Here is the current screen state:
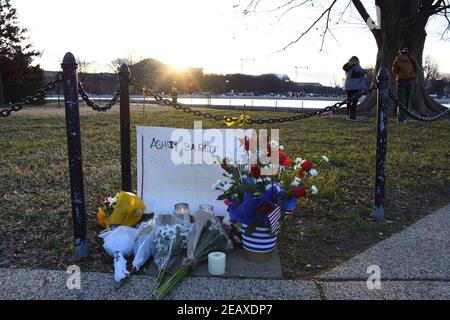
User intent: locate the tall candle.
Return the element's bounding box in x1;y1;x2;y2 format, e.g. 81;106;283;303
208;252;226;276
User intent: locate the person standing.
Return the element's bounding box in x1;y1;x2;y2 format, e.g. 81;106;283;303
343;56;368;121
392;47;418;124
171;86;178;104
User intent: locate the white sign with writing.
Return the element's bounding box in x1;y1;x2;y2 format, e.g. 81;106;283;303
137;126;245;216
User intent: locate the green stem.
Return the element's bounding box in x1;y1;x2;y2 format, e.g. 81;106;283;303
152;268;167;295
153;262;192;300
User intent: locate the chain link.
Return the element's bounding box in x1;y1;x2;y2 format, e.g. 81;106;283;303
78;81;120;112
387;89;449;122
0;72;63;117
130;77;375;125
247;87;374;124
130;78;224;121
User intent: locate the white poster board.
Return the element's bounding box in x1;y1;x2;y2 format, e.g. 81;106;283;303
137;126;247;217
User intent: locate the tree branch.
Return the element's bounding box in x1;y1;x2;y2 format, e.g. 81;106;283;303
278;0;338;52
351;0;382;45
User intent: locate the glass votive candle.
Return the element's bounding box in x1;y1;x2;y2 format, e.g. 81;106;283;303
174;203;190;226
156;212;174;226
198;204;214;215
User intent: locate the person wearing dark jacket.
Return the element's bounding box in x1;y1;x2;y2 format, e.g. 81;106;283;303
343;56;368;121
392;47;418;124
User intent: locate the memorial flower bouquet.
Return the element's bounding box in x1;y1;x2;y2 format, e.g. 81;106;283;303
213;135;320;235
152;210;232;300
151;224;184;295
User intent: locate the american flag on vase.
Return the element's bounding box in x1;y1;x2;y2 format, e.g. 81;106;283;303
268;205;281;234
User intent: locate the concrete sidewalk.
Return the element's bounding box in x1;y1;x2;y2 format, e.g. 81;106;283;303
0;204;449;300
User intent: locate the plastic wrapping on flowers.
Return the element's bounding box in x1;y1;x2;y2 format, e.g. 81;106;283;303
152;213;233;300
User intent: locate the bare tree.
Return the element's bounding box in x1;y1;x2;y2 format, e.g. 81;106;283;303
109;56;136;74
423;55;439;87
241;0;450;115
76;58;95;82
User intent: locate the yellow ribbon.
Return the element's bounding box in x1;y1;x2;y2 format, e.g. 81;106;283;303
224;114;251;127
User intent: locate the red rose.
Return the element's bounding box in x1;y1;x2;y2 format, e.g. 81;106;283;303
297;170;305;179
293;187;307;198
224;199;233;206
301;159;314;172
257;203;272;214
250;164;261;178
279;151;292;167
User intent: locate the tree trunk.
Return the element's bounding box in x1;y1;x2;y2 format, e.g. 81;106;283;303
358;0;447;115
0;66;4;105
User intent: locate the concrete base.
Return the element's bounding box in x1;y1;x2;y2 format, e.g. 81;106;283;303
144;247;283;279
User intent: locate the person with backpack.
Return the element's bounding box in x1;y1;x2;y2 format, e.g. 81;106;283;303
392;47;418;124
343;56;368;121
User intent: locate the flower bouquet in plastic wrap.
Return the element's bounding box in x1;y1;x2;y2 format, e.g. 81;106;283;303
151;222;185;295
152;209;232;300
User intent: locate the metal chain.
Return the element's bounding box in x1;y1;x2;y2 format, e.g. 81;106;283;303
387;89;449;122
78;81;120;112
247;87;375;125
0;72;63;117
130;77;376;125
130;78;225;122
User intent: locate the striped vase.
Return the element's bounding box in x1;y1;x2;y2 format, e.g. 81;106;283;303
241;224;277;262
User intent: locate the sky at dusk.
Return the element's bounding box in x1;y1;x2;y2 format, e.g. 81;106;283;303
11;0;450;86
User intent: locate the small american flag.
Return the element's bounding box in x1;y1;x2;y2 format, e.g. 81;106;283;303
268;205;281;234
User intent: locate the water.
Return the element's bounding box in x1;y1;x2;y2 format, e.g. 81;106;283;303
46;95;450;111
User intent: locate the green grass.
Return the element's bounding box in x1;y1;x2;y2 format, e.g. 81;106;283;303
0;103;449;278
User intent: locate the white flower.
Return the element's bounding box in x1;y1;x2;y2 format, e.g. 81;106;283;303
294;164;301;171
291;180;300;187
270;140;279;149
224;172;233;179
309;169;318;177
322;155;330;162
295;157;303;164
212;179;222;190
279;145;285;150
311;185;319;195
107;197;117;206
222;183;232;192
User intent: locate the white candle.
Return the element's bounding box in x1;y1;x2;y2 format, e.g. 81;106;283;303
208;252;226;276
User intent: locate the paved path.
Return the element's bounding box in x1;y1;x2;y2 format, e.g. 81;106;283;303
1;205;449;300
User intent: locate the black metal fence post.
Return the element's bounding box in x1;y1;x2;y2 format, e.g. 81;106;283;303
61;52;89;259
374;67;390;223
119;64;132;192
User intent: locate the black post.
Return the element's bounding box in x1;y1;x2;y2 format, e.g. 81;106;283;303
374;67;390;222
119;64;132;192
61;52;88;259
